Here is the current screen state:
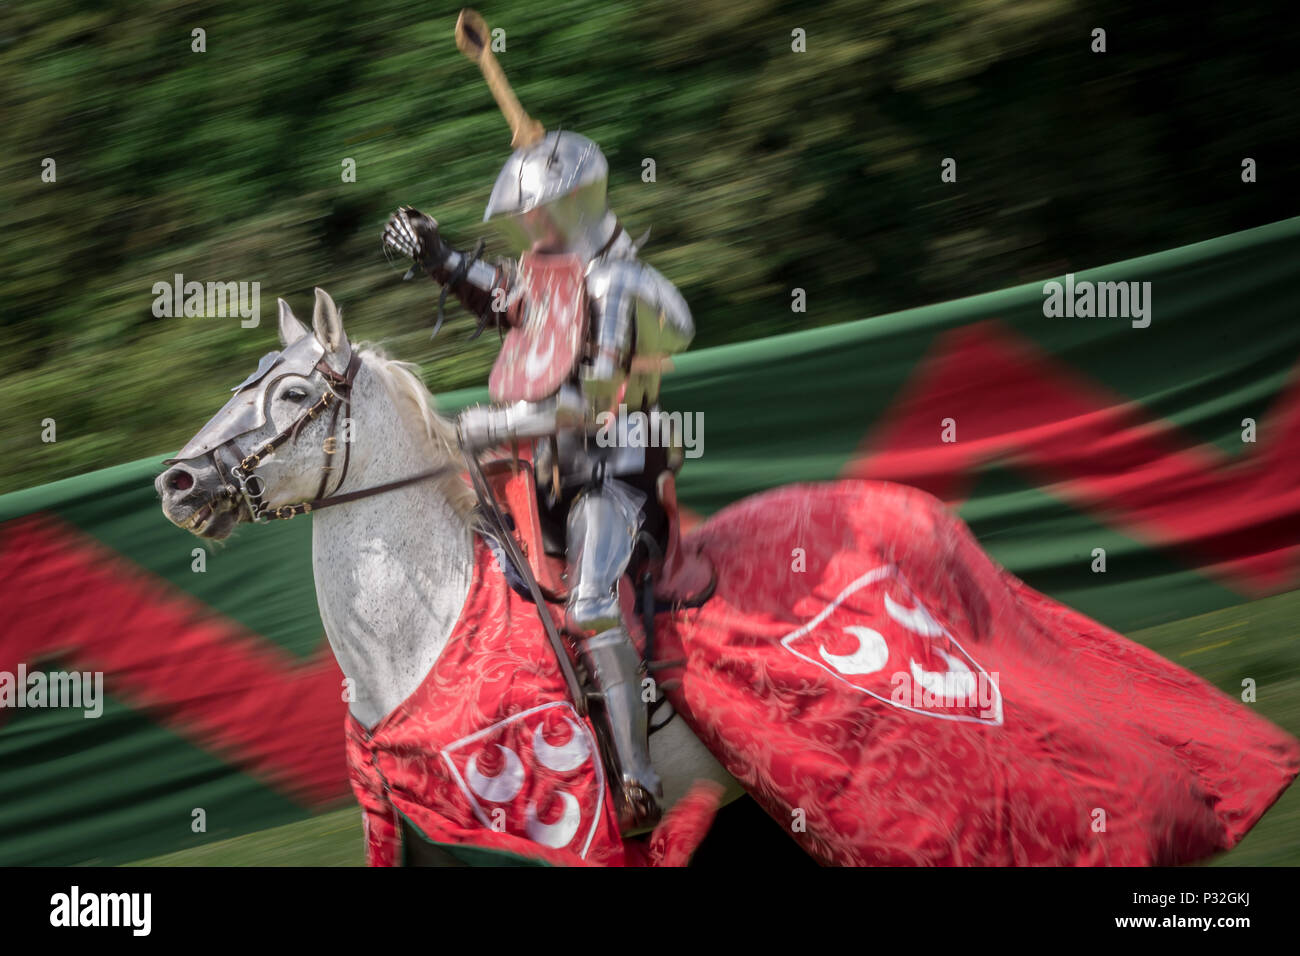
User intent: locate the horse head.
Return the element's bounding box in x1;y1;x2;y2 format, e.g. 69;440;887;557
157;287;356;538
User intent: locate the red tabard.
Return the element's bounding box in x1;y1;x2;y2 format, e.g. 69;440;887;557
488;252;588;404
346;539;718;867
349;539;616;866
655;480;1300;865
349;479;1299;866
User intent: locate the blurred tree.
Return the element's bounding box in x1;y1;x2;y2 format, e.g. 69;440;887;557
1;0;1297;491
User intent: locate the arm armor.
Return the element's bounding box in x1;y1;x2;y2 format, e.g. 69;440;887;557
427;249;524;326
457;385;585;450
385;207;524;325
584;258;694;410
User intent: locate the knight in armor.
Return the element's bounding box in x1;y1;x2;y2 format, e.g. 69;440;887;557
381;127;694;831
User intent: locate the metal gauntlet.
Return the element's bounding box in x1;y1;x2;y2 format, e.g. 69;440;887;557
383;206;450;271
384;206;511;322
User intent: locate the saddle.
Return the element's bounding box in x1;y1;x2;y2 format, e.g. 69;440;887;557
479;453;716;611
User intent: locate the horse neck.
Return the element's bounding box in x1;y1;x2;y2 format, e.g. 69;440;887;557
309;359;475;729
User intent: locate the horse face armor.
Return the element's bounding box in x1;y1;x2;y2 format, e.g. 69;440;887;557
166;334;329;465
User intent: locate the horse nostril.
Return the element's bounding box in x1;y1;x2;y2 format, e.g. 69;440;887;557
168;470;194;492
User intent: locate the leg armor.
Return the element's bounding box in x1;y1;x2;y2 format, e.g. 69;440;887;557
564;479;662;832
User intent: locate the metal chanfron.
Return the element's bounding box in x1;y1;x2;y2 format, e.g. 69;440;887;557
166;335;328;465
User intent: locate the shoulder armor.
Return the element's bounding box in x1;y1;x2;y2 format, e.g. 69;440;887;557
587;258;694;357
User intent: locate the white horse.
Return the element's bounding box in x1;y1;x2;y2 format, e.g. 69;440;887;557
156;288;744;822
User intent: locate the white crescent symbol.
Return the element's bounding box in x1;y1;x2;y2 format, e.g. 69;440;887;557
533;719;590;772
909;650;978;699
885;592;946;636
466;745;525;803
525;791;581;848
819;625;890;675
524;333;556;378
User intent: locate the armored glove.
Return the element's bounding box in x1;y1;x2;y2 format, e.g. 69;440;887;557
383;206;450;273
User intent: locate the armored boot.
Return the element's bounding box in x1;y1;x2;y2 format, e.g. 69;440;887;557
564;481;662;832
576;627;661;832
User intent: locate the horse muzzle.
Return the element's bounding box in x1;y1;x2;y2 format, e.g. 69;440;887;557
156;457;245;539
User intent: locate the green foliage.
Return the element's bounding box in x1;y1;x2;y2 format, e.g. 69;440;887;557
2;0;1296;492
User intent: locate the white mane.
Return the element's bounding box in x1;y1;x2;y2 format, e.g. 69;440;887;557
356;345;478;520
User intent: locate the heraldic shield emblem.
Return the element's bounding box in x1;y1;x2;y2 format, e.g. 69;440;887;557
489;252;588;403
440;701;607;858
781;564;1004;725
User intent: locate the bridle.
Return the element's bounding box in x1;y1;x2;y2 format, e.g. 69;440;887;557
198;346;588;713
219;351;458;522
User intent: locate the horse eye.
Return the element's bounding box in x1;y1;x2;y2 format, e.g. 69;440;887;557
283;386;309;403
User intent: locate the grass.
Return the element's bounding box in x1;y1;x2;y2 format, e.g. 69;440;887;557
127;590;1300;866
1124;588;1300;867
126;806;365;867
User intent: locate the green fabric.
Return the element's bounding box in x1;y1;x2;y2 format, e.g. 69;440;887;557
2;216;1298;864
0;691;308;866
396;809;551;868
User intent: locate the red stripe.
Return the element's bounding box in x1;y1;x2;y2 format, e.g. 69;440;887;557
0;514;348;804
848;321;1300;593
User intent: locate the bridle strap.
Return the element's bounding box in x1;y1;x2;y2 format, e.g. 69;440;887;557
313;392;347;503
227;350;460;522
265;463;463;520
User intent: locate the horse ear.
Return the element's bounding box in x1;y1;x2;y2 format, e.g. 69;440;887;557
312;287;350;365
278;298;308;347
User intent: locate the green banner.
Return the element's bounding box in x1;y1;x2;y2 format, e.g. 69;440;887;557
2;216;1298;864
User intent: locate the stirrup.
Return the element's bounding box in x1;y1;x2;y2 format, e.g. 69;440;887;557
612;779;662;833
